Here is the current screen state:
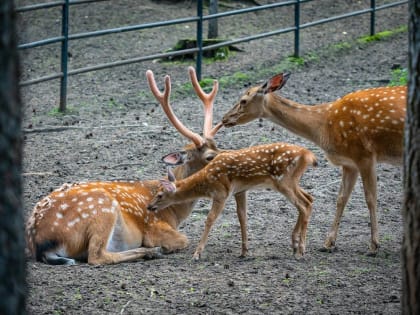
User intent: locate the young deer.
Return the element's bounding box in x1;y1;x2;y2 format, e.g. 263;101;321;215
26;67;223;265
222;73;406;255
148;143;317;260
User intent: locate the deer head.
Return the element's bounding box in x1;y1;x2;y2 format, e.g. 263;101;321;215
222;72;290;127
146;66;224;178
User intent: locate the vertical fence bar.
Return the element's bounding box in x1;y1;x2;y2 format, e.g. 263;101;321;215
196;0;203;81
370;0;376;35
294;0;300;57
59;0;69;112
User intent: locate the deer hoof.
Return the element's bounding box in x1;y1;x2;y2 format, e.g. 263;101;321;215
318;245;338;253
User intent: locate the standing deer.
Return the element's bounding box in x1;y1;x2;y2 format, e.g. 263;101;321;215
26;66;223;265
147;143;317;260
222;73;406;255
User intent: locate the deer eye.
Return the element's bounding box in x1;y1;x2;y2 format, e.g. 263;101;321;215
240;99;247;106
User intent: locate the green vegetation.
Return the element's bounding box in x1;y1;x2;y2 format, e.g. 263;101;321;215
389;67;408;86
357;25;407;43
332;41;352;50
48;106;78;116
286;56;305;66
107;97;124;109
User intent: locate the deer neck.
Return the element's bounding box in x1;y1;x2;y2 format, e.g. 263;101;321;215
173;172;210;203
262;93;326;146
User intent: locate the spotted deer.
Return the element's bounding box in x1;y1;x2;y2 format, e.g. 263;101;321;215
222;73;406;255
26;66;224;265
148;143;317;260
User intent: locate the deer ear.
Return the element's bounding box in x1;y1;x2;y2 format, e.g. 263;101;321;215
159;179;176;193
161;151;187;166
262;72;291;94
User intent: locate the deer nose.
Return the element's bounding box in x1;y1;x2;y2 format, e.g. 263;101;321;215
147;204;157;211
222;117;235;127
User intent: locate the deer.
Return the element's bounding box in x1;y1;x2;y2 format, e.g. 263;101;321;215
25;66;224;265
147;142;317;260
221;72;406;256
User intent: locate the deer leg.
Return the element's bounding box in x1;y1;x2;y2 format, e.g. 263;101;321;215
144;223;189;254
234;191;248;257
88;246;163;265
275;183;302;255
322;166;359;252
275;183;313;258
87;222;162;265
86;211;162;265
193;197;227;260
295;188;314;257
359;159;379;256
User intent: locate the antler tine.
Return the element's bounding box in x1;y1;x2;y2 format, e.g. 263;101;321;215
146;70;205;147
188;66;219;139
208;121;223;138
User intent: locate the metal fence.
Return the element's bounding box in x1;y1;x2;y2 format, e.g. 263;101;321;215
17;0;408;112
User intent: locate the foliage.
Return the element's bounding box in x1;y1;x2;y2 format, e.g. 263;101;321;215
357;25;407;43
389;67;408;86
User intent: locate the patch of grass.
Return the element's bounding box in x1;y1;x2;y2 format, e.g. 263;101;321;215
212;46;230;61
198;77;217;93
191;212;207;222
259;136;270;143
282;278;291;285
219;71;252;87
382;234;393;242
107;97;124;109
358;30;393;43
309;267;329;277
48;106;78;116
389;67;408;86
286;56;305;66
357;25;407;43
332;41;352;50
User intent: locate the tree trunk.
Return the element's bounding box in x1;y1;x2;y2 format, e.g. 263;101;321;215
0;1;27;314
402;1;420;314
208;0;218;39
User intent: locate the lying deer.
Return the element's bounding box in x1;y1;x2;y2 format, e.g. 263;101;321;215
26;67;224;265
222;73;405;255
148;142;317;260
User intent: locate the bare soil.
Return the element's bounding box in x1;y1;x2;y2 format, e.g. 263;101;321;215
18;0;408;314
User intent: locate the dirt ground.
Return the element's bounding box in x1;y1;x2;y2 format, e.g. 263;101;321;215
17;0;408;314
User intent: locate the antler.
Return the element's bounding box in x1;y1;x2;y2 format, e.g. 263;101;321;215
188;66;222;139
146;70;205;147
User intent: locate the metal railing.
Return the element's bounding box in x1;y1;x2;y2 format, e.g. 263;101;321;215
17;0;408;111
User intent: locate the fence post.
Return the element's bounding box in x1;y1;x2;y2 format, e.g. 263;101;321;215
370;0;376;36
59;0;69;112
196;0;203;81
294;0;300;57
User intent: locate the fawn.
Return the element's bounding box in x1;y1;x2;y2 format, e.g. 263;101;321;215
148;142;317;260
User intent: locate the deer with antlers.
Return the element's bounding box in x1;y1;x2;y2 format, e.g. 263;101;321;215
148;142;317;260
26;67;223;265
222;73;406;255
